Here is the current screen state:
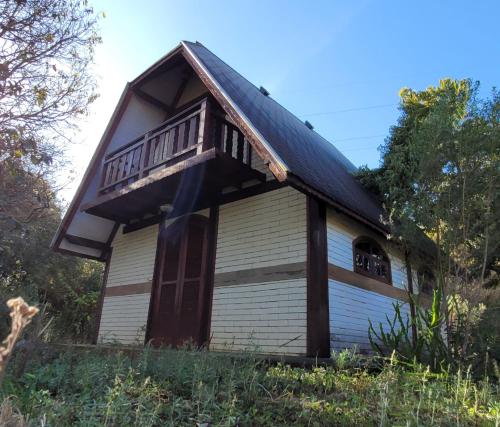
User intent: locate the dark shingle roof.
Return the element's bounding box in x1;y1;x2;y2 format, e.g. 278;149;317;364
184;41;386;230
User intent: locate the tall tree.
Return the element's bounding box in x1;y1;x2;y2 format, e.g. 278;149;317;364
358;79;499;286
0;0;101;231
358;79;499;366
0;0;103;342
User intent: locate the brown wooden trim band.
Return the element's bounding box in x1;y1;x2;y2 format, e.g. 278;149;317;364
328;264;431;306
306;196;330;358
104;282;152;297
214;262;307;287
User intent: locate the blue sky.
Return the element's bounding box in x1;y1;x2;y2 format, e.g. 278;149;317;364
62;0;499;203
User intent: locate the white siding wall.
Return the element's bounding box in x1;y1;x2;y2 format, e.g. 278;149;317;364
107;225;158;287
215;187;307;273
98;225;158;344
211;187;308;355
99;294;151;344
327;209;412;352
211;280;307;354
329;280;411;352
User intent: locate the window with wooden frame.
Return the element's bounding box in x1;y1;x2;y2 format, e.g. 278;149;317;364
353;237;392;284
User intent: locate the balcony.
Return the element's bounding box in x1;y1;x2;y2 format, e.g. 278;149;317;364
82;97;266;222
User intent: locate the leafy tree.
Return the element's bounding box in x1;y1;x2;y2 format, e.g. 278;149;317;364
0;0;101;230
0;0;103;342
359;79;499;369
0;173;103;342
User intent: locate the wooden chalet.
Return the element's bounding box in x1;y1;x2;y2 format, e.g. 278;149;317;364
52;41;432;356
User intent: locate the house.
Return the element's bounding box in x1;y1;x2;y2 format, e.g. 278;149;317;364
51;41;431;357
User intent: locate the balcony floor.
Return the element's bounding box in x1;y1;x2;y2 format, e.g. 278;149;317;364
81;148;266;222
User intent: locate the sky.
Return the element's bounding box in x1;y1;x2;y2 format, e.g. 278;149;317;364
60;0;500;205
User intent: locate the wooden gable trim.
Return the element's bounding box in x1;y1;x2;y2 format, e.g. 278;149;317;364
130;44;183;87
180;42;288;182
306;195;330;358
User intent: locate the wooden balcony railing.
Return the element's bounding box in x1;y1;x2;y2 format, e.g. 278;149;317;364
99;98;253;194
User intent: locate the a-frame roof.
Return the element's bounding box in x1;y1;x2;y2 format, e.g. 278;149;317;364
181;41;385;231
52;41;388;259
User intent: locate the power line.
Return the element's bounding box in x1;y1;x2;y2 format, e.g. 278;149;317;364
334;134;387;143
300;103;398;118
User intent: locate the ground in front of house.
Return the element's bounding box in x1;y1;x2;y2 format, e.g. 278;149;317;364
1;346;498;426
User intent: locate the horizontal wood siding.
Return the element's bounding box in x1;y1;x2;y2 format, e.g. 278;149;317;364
327;210;411;290
215;187;307;273
99;294;151;344
211;186;308;355
327;209;414;352
107;225;158;287
211;279;307;354
98;225;158;343
329;280;410;352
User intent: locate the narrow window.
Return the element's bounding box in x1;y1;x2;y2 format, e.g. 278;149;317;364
353;237;392;284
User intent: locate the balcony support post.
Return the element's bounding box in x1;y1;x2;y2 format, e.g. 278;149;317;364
198;99;212;154
140;132;152;179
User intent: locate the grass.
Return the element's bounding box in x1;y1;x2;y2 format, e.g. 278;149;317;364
1;346;499;426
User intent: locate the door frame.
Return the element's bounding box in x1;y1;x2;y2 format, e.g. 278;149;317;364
145;207;218;347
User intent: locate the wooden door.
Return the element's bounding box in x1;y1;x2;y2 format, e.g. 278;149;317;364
149;215;209;347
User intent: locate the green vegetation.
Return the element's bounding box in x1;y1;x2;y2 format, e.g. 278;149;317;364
1;347;498;426
359;79;499;374
0;0;104;343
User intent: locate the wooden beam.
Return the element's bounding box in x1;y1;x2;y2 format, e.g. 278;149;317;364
306;195;330;358
169;71;192;111
133;88;172;113
65;234;107;251
123;215;162;234
144;219;164;345
199;205;219;348
328;264;431;307
92;248;112;344
214;262;306;287
105;281;151;297
122;181;284;234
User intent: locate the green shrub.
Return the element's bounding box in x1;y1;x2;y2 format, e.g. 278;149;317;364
1;347;498;426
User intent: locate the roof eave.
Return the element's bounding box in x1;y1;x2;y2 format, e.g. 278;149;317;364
50;84;132;253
